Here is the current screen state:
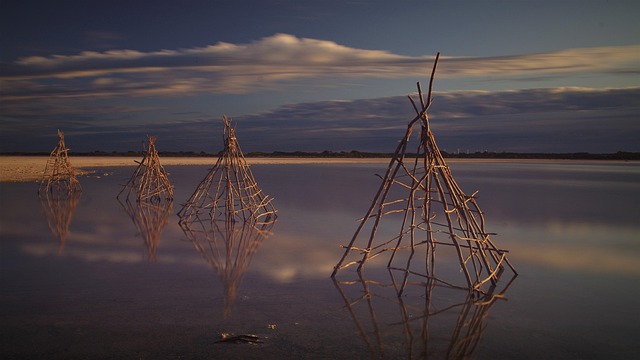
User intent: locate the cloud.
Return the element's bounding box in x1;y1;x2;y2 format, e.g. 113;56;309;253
230;86;640;152
1;34;638;100
105;87;640;152
1;84;638;153
441;46;640;78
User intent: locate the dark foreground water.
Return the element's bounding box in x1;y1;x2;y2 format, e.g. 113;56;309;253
1;160;639;359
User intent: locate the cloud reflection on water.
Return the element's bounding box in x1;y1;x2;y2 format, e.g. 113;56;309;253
19;217;639;282
10;161;640;283
501;223;640;276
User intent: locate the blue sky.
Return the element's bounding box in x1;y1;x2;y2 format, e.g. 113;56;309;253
1;0;639;153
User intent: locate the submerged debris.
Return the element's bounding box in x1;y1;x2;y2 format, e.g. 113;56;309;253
215;333;263;344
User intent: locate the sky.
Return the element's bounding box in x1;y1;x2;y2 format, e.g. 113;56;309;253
1;0;639;153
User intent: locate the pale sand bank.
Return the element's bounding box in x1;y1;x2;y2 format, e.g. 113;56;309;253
0;156;391;183
2;156;607;183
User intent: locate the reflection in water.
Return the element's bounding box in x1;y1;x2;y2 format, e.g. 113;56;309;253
334;270;515;359
179;215;276;319
2;161;638;359
39;191;81;254
118;198;173;261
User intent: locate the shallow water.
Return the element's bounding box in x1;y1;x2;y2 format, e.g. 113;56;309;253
1;160;639;359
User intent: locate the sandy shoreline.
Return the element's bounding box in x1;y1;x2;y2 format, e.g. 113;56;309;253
2;155;631;183
0;156;391;183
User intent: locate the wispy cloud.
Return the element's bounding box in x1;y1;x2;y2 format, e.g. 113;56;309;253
2;33;638;100
233;86;640;152
442;46;640;78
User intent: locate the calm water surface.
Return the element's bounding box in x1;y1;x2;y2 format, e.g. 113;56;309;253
1;160;639;359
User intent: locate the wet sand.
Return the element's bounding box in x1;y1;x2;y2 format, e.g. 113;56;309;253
0;156;390;183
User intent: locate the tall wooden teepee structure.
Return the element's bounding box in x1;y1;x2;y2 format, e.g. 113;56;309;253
117;135;173;204
178;116;276;224
331;54;516;294
38;129;82;196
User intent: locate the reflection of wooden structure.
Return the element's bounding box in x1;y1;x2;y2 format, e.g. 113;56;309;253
333;271;515;359
117;135;173;204
179;215;275;319
178;116;276;224
119;199;173;261
332;54;516;294
38;129;82;196
39;192;81;254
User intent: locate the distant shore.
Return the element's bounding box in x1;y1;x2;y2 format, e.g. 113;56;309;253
3;150;639;161
0;156;393;183
1;154;639;183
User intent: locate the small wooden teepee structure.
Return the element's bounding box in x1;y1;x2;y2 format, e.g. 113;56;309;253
331;54;516;294
178;116;276;224
117;135;173;204
38;129;82;196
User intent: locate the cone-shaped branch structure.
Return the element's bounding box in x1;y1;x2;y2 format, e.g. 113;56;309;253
117;135;173;204
178;116;276;224
332;54;516;294
38;129;81;197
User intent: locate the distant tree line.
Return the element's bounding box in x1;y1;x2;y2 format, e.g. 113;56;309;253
440;151;640;160
2;150;639;160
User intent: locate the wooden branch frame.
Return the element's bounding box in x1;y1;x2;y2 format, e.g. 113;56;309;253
117;135;173;204
38;129;82;197
331;53;516;294
178;116;277;225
